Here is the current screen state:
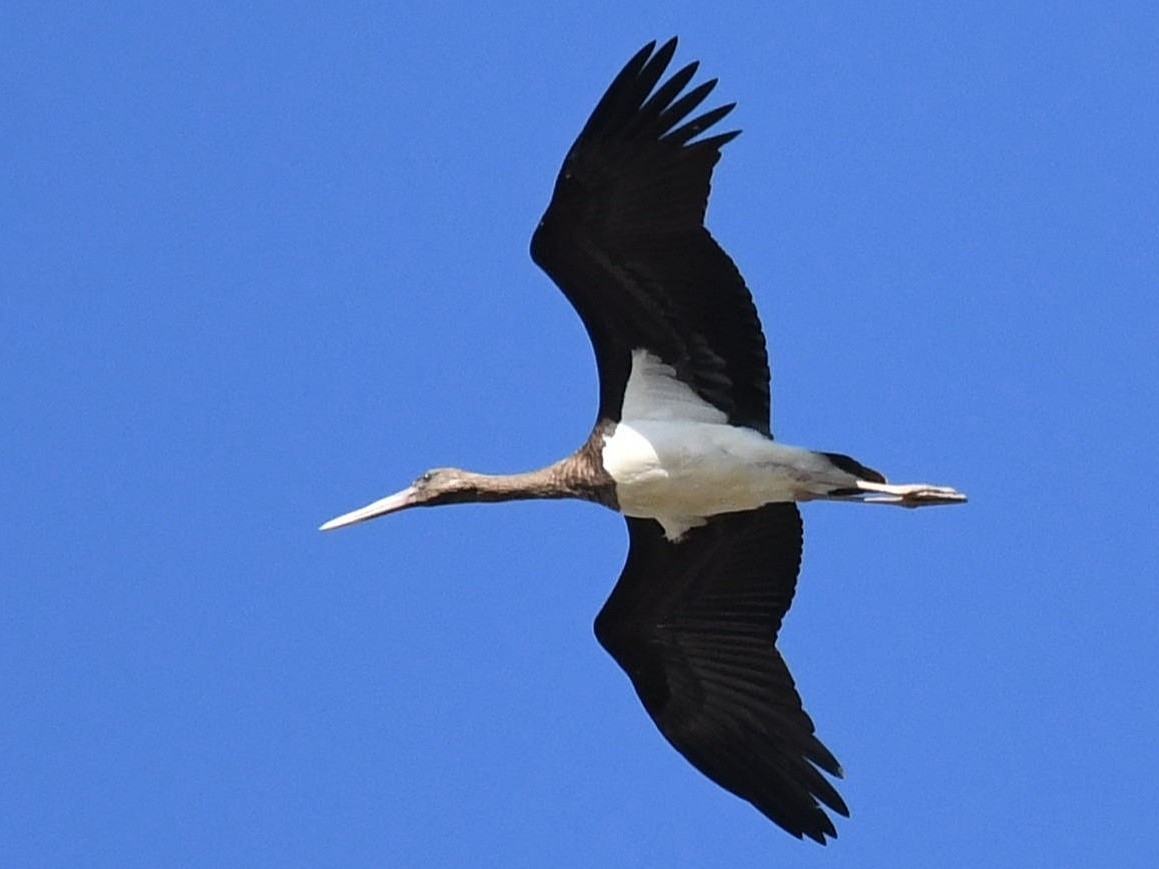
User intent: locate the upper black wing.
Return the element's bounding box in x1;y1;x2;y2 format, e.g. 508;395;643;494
531;38;772;434
594;505;847;843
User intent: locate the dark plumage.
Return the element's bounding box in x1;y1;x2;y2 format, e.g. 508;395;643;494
533;39;848;841
532;39;770;433
596;504;847;841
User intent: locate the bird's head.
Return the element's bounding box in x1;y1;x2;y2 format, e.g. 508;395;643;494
408;467;487;505
319;467;481;531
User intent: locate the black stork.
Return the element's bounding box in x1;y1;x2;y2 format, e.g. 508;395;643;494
321;38;965;843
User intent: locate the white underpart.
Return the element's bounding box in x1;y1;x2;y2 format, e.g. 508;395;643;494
602;349;861;540
618;348;730;424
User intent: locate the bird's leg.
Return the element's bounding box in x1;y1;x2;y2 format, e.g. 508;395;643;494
843;480;967;508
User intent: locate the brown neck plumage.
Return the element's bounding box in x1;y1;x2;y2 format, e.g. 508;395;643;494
436;437;616;509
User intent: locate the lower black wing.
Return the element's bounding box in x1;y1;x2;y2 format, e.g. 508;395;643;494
594;505;847;843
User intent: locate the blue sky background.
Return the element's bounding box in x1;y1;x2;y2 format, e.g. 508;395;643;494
4;2;1157;866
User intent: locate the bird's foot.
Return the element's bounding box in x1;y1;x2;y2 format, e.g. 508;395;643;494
850;480;967;508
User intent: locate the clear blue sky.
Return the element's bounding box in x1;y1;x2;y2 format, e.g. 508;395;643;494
4;2;1157;866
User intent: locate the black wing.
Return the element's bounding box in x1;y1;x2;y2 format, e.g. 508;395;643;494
594;505;847;843
531;38;772;434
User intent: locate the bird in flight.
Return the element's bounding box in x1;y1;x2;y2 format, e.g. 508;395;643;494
321;38;965;843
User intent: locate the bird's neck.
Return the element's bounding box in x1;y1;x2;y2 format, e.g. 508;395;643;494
457;445;616;508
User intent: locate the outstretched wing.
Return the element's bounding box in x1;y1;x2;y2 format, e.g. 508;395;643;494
594;505;847;842
531;38;772;434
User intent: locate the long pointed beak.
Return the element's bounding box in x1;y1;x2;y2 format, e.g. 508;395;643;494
319;485;419;531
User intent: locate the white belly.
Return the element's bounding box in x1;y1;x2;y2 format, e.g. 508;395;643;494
601;419;851;539
602;348;857;539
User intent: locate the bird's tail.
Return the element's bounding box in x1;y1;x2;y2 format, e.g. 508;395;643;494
819;451;887;484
